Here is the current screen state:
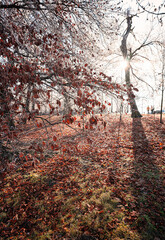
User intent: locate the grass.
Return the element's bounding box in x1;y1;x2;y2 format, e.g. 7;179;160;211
0;163;141;239
0;114;165;239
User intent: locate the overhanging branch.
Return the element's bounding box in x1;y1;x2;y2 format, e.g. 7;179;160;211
136;0;165;16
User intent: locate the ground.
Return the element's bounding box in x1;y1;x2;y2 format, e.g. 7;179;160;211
0;114;165;240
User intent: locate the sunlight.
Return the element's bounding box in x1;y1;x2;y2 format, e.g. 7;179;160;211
121;59;129;70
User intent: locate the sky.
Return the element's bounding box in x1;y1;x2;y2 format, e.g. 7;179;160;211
128;0;165;112
99;0;165;113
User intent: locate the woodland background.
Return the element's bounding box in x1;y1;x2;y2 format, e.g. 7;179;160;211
0;1;165;239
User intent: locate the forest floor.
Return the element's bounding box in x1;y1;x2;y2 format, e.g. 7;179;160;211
0;114;165;240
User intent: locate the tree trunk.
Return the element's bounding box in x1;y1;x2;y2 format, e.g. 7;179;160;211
0;89;15;129
63;90;71;118
120;10;142;118
0;140;9;170
160;78;164;124
23;83;32;124
160;50;164;124
125;65;142;118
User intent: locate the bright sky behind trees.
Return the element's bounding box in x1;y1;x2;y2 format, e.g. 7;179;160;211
99;0;165;113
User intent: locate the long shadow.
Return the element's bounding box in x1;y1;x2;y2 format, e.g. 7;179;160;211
131;118;165;240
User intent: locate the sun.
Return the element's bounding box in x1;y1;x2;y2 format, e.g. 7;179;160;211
121;59;129;70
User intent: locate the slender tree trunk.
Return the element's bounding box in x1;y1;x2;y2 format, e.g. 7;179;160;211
160;75;164;124
120;10;142;118
23;83;32;124
160;49;164;124
125;64;142;118
25;85;31;113
63;90;71;118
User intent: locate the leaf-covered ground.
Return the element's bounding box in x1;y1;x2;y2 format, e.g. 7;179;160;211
0;114;165;240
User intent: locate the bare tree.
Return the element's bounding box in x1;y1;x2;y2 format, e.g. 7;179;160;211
160;48;165;123
120;9;142;118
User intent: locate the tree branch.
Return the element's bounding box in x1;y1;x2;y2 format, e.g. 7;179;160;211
132;41;153;57
131;67;154;91
136;0;165;16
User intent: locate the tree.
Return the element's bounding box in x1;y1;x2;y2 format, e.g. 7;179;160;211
0;0;122;167
120;9;142;118
105;2;164;118
160;48;165;123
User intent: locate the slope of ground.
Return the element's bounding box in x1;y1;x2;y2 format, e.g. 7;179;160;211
0;114;165;240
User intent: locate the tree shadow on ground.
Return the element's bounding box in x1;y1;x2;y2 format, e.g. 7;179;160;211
131;118;165;240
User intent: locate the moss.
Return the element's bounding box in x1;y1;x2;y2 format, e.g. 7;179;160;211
112;222;141;240
0;212;7;220
30;230;53;240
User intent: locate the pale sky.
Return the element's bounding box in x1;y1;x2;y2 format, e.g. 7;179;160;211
99;0;165;113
